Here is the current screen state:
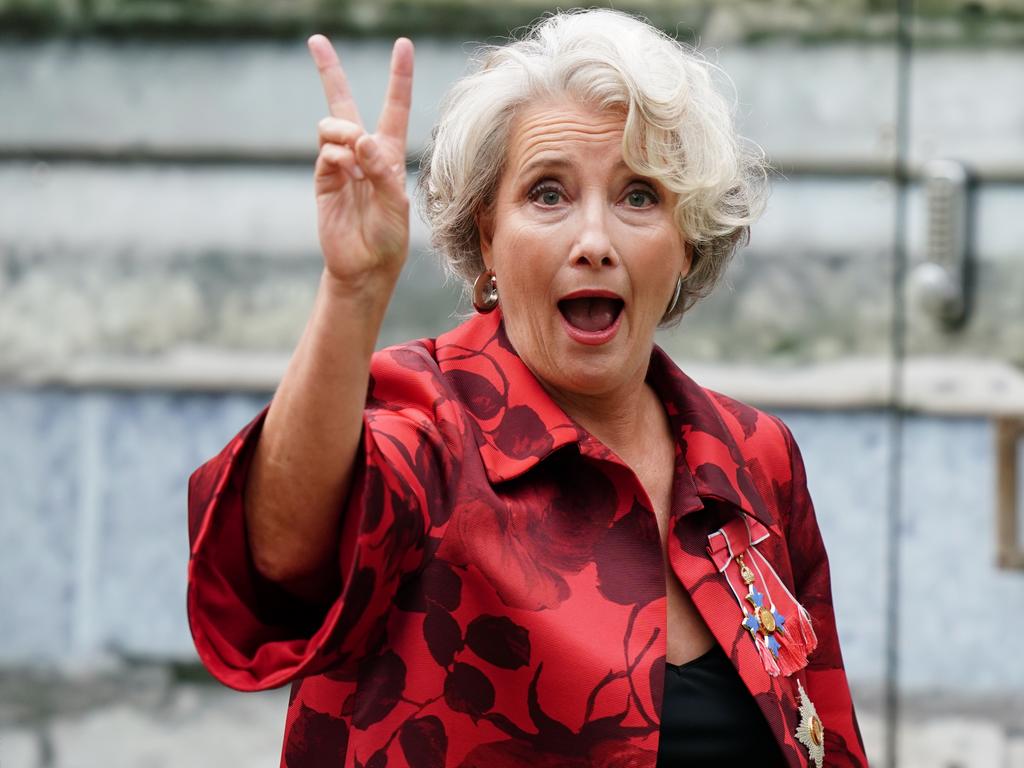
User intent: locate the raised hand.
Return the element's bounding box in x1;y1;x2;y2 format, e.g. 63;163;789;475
308;35;414;294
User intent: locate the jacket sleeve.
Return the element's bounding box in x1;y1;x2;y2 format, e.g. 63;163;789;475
187;356;462;692
780;424;869;767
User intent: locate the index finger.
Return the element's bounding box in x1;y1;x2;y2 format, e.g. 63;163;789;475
307;34;362;125
376;38;414;145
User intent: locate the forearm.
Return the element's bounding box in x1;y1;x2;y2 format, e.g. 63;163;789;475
244;267;398;595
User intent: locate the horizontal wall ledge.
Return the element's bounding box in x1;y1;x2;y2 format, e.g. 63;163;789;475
692;357;1024;417
14;351;1024;418
7;149;1024;183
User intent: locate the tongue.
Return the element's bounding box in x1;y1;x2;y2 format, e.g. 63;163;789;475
561;298;619;332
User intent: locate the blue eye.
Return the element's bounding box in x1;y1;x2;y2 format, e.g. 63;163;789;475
625;188;657;208
529;183;563;206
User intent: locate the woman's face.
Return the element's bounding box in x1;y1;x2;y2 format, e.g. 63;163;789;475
480;100;690;404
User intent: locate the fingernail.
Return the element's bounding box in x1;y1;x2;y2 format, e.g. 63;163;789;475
360;137;378;159
352;164;365;180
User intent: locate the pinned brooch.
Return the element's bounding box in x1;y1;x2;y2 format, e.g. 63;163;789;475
795;680;825;767
707;515;817;676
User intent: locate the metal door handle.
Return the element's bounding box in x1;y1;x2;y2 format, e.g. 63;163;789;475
910;159;971;327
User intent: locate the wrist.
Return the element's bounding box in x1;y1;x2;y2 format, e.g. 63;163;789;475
319;266;399;307
309;268;394;360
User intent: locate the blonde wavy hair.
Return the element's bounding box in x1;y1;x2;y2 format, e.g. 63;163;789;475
417;8;769;322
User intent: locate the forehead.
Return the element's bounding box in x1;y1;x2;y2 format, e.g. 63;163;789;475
505;101;627;169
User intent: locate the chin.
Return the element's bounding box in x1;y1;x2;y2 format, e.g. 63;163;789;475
552;355;628;396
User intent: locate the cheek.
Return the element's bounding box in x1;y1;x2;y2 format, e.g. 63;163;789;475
506;217;554;251
647;229;685;277
631;246;684;318
497;223;558;286
499;221;533;254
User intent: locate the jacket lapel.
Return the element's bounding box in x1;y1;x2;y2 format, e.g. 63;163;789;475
650;349;804;766
668;510;803;766
435;309;584;483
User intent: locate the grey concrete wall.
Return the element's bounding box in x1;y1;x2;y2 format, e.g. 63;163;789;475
3;31;1024;768
2;42;1024;382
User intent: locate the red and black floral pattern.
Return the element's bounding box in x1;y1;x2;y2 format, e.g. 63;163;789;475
187;309;867;767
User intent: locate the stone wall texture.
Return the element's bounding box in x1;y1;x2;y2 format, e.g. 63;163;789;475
2;42;1024;380
3;0;1024;41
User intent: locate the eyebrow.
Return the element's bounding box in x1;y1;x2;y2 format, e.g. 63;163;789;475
516;155;572;179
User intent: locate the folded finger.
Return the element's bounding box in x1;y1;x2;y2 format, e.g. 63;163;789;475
318;117;364;149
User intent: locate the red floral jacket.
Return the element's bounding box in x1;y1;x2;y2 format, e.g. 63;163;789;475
187;309;867;768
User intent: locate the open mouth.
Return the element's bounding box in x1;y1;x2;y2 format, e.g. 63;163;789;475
557;295;625;333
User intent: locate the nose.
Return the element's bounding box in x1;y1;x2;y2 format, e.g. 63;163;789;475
568;196;618;268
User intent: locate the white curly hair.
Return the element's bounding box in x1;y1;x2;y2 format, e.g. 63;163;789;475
417;8;769;322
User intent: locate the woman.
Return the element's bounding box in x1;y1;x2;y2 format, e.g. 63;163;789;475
187;10;867;767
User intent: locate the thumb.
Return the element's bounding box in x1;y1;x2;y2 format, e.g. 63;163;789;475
355;135;402;190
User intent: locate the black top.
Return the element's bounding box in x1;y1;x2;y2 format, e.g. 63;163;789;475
656;643;787;767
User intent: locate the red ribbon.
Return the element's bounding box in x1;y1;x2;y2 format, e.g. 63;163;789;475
707;515;817;677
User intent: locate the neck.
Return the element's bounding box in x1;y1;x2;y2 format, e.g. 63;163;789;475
545;372;661;462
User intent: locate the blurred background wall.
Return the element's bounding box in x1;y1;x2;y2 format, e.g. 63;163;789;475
2;0;1024;766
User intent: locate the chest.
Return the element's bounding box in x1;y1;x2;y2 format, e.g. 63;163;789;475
299;450;802;768
629;441;677;540
424;452;670;745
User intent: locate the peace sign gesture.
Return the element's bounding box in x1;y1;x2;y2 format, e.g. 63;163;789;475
308;35;414;295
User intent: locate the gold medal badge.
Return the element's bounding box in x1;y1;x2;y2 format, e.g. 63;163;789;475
707;521;818;678
795;681;825;768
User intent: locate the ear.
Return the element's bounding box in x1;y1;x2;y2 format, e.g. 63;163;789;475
476;208;495;270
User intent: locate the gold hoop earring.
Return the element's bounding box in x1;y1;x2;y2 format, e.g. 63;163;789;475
472;270;498;313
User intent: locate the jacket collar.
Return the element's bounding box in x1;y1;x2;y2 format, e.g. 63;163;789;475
434;310;774;529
